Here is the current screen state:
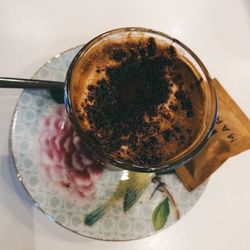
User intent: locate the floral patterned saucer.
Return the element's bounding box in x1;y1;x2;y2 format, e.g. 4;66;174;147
10;46;207;241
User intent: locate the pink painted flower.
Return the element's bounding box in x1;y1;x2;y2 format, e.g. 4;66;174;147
37;105;103;205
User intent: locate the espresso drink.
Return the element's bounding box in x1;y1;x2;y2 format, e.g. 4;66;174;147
70;34;206;166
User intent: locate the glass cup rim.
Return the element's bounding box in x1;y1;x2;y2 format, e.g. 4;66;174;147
65;27;218;173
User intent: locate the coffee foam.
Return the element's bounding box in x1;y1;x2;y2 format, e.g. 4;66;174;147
70;34;206;166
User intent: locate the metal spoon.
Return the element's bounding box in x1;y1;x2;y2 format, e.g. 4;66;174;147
0;77;64;103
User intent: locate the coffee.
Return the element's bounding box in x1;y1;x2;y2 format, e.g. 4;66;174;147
70;34;206;166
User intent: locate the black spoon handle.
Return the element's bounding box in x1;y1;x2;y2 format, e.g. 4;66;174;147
0;77;64;89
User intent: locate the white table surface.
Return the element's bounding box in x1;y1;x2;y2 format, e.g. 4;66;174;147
0;0;250;249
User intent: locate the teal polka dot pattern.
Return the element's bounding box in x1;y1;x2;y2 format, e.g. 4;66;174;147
11;46;207;241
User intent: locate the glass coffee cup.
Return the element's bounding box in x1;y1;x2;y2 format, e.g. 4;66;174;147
64;27;217;173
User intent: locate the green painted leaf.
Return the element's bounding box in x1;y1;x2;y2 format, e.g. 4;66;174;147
49;89;64;104
152;197;169;231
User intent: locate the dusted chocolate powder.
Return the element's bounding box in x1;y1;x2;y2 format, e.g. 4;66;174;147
71;36;206;166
